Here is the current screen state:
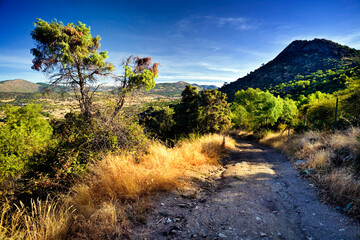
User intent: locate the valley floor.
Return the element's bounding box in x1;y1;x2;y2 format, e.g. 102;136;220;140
135;139;360;240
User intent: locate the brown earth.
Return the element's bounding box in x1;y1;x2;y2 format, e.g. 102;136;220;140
133;138;360;240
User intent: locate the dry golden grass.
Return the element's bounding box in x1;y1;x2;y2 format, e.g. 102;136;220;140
65;133;235;239
0;201;25;239
67;133;235;239
70;134;234;203
260;128;360;219
328;128;360;151
276;131;326;164
307;149;332;171
0;199;71;240
322;169;360;202
259;131;292;149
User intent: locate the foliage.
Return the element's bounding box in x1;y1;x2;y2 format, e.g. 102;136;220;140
111;56;159;121
342;90;360;125
174;86;231;136
231;88;286;130
140;86;231;140
0;104;52;182
307;99;337;130
31;18;114;120
269;66;360;99
174;85;201;135
198;89;231;133
279;98;298;126
139;106;175;141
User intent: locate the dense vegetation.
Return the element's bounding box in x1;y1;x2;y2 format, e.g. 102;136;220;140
140;86;231;142
269;66;360;98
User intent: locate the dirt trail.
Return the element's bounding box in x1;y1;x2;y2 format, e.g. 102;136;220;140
137;139;360;240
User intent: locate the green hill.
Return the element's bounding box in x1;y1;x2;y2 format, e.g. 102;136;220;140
0;79;40;93
219;38;360;101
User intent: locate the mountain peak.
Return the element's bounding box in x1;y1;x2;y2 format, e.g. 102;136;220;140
219;39;360;101
276;38;347;60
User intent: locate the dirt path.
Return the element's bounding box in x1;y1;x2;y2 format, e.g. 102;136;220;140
137;139;360;240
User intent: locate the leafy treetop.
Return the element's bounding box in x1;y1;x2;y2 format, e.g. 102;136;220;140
31;18;114;120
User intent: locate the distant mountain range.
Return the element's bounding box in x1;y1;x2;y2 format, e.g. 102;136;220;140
219;38;360;101
0;79;217;97
147;81;217;97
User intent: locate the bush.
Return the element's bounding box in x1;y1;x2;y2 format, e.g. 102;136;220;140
139;106;175;141
307;99;336;130
0;104;52;184
20;112;150;199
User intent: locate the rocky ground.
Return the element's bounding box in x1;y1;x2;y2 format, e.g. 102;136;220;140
133;139;360;240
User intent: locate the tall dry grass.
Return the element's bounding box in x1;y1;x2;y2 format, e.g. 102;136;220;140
0;133;235;239
66;134;235;239
0;198;72;240
260;128;360;219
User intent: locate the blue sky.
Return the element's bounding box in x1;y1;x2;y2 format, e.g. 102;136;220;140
0;0;359;86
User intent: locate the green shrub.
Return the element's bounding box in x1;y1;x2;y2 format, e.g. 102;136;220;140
0;104;52;183
139;106;175;141
307;99;336;130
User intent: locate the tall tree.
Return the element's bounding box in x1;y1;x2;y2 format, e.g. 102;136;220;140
31;19;114;121
199;89;231;133
174;85;200;135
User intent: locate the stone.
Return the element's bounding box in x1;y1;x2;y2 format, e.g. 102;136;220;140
218;233;227;238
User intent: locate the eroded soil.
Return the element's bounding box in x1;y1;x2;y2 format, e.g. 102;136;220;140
134;139;360;240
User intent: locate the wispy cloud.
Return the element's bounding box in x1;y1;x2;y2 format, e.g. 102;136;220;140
0;55;32;69
206;67;242;73
209;16;256;30
174;15;258;37
331;31;360;49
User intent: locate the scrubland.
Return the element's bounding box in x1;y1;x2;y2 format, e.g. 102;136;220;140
0;134;235;239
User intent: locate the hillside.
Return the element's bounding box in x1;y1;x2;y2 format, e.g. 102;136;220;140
0;79;216;98
0;79;40;93
219;38;360;101
147;81;217;97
